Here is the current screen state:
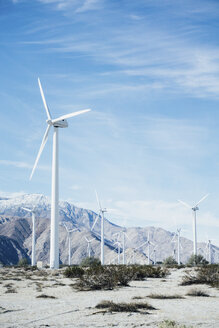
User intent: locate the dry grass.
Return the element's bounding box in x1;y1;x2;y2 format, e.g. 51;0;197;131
186;288;210;297
131;265;169;280
181;265;219;288
95;300;156;313
148;294;185;299
5;288;17;293
158;320;193;328
36;294;57;299
132;296;145;300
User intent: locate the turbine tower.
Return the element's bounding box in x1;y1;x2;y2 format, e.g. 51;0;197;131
178;194;209;256
171;228;182;265
91;190;107;265
84;237;95;258
114;241;122;264
147;231;154;265
22;207;36;266
30;78;91;269
153;245;157;265
64;224;78;266
135;240;148;264
206;239;212;264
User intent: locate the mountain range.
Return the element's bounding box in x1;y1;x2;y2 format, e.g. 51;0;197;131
0;194;218;265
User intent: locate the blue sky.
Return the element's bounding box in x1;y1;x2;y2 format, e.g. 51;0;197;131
0;0;219;246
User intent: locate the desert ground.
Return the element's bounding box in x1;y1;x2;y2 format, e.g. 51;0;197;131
0;267;218;328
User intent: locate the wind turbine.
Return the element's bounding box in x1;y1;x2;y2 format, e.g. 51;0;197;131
29;78;91;269
22;207;36;266
135;240;148;264
147;231;154;265
171;228;182;265
91;191;107;265
114;241;122;264
114;230;130;265
84;236;95;258
178;194;209;256
206;239;212;264
153;245;158;265
63;224;78;266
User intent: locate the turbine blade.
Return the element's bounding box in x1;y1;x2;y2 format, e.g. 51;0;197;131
52;109;91;123
136;241;147;250
171;235;177;243
194;193;209;207
22;207;32;213
124;232;131;240
38;78;52;120
29;125;51;180
68;229;77;233
91;213;99;231
178;199;192;209
95;189;102;211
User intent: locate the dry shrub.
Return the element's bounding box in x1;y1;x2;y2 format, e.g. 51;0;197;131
181;265;219;288
36;294;56;299
114;265;136;286
95;300;155;313
148;294;184;299
131;265;168;280
186;288;210;297
64;266;85;278
72;265;136;291
74;266;117;291
159;320;192;328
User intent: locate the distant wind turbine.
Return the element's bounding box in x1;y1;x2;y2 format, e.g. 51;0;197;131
22;207;36;266
147;231;154;265
171;228;182;265
29;78;91;269
84;236;95;258
178;194;209;256
91;190;107;265
153;245;158;265
113;241;122;264
63;224;78;266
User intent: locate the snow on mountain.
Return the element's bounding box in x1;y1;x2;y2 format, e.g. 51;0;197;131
0;193;218;265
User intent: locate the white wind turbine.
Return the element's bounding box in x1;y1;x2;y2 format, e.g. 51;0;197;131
84;236;95;258
135;233;154;265
178;194;209;256
113;241;122;264
30;78;90;269
171;228;182;265
22;207;36;266
91;190;107;265
153;245;158;265
63;224;78;266
146;231;154;265
135;240;148;264
206;240;212;264
114;230;130;265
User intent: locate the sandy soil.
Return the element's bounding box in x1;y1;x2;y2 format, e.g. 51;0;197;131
0;267;218;328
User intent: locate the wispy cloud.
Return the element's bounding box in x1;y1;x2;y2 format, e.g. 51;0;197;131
75;0;102;13
37;0;102;13
0;160;49;171
19;20;219;98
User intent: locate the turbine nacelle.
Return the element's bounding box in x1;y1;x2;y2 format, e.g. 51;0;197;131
52;119;68;128
46;118;68;128
192;206;199;211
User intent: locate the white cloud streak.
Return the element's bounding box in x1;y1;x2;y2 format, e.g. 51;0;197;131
0;160;49;171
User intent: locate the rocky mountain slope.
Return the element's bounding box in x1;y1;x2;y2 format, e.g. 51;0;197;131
0;194;218;265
